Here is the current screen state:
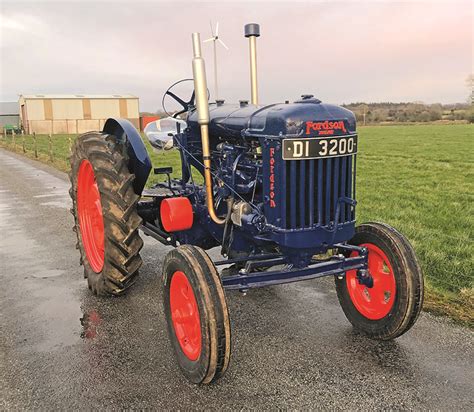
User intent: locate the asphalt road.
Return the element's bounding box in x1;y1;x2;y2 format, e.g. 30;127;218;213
0;148;473;410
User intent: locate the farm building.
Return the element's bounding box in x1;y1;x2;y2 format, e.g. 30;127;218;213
0;102;20;130
18;94;140;134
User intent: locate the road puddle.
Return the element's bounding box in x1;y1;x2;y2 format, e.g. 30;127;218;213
0;180;83;351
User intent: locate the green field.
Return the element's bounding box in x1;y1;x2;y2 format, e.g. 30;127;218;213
355;125;473;323
1;124;473;324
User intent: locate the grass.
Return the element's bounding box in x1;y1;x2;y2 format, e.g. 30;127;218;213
0;132;198;184
1;124;473;326
355;125;473;326
141;133;203;185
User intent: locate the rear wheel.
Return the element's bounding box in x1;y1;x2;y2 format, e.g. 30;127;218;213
162;245;231;384
335;222;424;340
69;132;144;295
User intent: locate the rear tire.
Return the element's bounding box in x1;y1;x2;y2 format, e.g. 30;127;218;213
69;132;144;295
162;245;231;384
335;222;424;340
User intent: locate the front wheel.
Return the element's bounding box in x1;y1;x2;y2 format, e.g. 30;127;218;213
335;222;424;340
162;245;231;384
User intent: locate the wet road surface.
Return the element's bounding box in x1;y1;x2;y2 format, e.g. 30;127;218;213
1;148;473;410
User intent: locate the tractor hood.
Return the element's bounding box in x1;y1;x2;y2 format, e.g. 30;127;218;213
186;96;356;141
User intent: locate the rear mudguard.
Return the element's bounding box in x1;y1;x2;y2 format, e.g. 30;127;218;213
103;118;152;195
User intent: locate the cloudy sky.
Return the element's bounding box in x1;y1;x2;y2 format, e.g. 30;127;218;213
1;0;472;111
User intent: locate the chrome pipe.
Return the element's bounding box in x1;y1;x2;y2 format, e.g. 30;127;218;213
244;23;260;105
192;32;225;225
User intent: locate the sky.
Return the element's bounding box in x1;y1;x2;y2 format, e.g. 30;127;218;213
1;0;472;112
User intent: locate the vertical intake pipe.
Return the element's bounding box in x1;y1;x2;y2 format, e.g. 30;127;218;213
244;23;260;105
191;33;225;225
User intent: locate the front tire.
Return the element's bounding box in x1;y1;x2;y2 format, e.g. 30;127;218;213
335;222;424;340
69;132;144;295
162;245;231;384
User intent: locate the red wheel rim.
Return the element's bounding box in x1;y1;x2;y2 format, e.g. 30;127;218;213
169;271;202;361
77;160;105;273
346;243;396;320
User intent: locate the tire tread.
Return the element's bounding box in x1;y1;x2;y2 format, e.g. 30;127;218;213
69;132;143;295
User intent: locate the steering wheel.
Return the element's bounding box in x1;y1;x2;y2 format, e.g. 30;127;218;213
162;78;210;118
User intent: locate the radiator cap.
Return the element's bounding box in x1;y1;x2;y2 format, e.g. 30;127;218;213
296;94;322;104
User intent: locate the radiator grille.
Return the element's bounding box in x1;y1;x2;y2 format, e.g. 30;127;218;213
282;155;356;229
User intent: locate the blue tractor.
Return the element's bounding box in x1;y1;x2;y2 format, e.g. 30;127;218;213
69;24;424;384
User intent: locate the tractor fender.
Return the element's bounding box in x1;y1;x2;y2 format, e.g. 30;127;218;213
103;118;152;195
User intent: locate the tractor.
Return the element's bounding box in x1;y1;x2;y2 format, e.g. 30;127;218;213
69;24;424;384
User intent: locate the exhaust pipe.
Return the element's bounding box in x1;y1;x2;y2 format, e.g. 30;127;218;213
191;33;225;225
244;23;260;105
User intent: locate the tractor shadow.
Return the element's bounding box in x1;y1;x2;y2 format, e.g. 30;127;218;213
222;279;419;387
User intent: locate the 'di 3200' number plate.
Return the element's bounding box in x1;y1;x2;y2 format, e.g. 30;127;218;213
282;134;358;160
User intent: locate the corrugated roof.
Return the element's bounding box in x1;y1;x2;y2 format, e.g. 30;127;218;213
20;94;138;99
0;102;19;115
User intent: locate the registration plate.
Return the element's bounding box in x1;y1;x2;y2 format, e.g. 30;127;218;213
282;134;358;160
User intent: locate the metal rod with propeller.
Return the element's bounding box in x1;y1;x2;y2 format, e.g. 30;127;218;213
204;21;228;101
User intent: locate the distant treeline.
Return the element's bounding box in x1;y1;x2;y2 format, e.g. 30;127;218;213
342;102;474;124
142;102;474;124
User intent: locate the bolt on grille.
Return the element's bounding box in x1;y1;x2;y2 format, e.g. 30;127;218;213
281;154;356;229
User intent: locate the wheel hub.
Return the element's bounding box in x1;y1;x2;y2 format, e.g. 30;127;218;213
77;160;105;273
169;271;202;361
346;243;396;320
356;269;374;288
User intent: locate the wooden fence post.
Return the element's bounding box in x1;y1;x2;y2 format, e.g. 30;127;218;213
22;133;26;153
12;130;16;151
48;134;53;162
34;132;38;158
